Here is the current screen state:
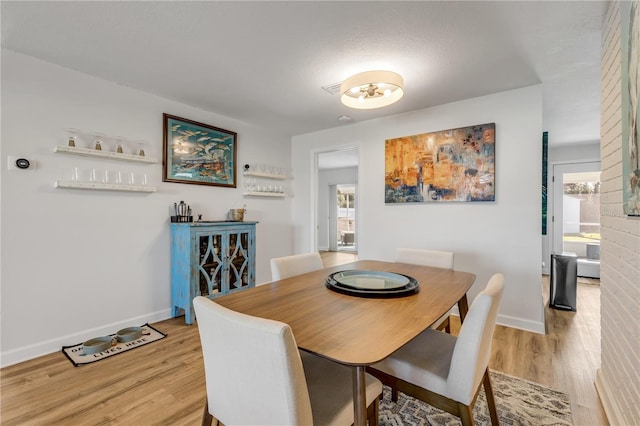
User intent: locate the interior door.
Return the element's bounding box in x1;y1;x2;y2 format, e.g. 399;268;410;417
337;184;356;252
328;185;338;251
552;161;601;278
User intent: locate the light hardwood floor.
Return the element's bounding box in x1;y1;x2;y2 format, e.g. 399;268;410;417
0;251;607;425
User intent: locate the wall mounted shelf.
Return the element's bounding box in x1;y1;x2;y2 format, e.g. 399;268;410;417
243;171;287;180
54;146;158;164
243;191;287;197
55;180;157;193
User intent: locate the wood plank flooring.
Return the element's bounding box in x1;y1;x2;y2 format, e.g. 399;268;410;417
0;251;607;425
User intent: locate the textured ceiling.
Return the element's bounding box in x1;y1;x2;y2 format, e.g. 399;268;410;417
1;1;606;147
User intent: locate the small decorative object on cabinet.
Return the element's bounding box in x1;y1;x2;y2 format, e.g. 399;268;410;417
170;221;258;324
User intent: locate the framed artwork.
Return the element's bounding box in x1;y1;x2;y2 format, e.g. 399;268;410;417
163;113;237;188
621;1;640;216
385;123;495;203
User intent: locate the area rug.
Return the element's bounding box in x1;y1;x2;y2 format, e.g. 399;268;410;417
379;370;572;425
61;323;166;367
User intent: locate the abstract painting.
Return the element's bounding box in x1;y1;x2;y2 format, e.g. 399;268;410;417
163;114;237;188
622;1;640;216
385;123;495;203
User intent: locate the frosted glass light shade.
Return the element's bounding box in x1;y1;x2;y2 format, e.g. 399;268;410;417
340;70;404;109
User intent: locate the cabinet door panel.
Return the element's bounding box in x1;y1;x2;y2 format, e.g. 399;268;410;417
197;233;224;296
228;231;250;291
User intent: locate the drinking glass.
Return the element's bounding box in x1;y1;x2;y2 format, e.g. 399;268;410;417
65;128;80;147
136;140;146;157
114;136;126;154
91;132;106;151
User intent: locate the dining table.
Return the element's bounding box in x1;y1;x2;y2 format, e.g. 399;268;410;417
214;259;476;426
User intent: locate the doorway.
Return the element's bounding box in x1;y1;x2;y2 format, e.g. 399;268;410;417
552;161;601;278
315;148;359;253
337;184;356;252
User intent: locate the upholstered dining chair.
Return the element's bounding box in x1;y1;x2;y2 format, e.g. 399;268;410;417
396;248;455;332
367;273;504;426
270;251;324;281
193;296;382;426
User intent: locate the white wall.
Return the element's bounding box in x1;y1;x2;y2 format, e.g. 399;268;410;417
317;166;358;250
542;142;601;273
549;143;600;163
0;50;293;366
595;2;640;423
292;85;545;333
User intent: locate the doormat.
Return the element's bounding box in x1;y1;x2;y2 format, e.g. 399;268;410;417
61;323;166;367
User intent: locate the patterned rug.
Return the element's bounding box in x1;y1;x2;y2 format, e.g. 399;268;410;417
379;370;572;425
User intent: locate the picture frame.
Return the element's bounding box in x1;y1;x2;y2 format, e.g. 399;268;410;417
162;113;237;188
385;122;495;203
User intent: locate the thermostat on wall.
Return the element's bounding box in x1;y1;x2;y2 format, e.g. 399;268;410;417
7;155;36;171
15;158;30;169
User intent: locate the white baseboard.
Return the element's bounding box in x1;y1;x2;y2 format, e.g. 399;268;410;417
595;369;620;425
449;312;545;334
0;309;173;368
496;313;546;334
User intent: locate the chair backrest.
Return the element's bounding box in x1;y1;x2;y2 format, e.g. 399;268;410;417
193;296;313;425
270;252;324;281
446;273;504;405
396;248;454;269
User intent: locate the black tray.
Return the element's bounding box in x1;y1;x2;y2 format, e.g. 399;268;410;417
326;270;419;298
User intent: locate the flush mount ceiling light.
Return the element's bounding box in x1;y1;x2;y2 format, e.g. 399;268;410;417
340;70;404;110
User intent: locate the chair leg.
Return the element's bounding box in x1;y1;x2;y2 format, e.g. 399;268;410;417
483;370;499;426
202;397;215;426
458;402;475;426
367;395;380;426
391;387;399;402
436;316;451;334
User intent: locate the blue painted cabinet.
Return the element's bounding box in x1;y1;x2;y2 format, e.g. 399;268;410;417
170;221;257;324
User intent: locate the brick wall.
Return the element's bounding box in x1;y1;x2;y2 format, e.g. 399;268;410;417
597;1;640;423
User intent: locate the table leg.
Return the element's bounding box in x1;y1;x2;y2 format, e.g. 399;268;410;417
352;365;367;426
458;294;469;323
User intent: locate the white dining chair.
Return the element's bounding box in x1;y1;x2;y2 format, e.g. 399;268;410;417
193;296;382;426
396;248;455;332
366;273;504;426
270;251;324;281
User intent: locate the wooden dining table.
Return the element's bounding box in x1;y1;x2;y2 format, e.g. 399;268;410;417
215;259;476;426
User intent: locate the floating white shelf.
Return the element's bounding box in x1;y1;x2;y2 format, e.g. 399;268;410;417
55;180;157;193
243;171;287;180
243;191;287;198
54;146;158;164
